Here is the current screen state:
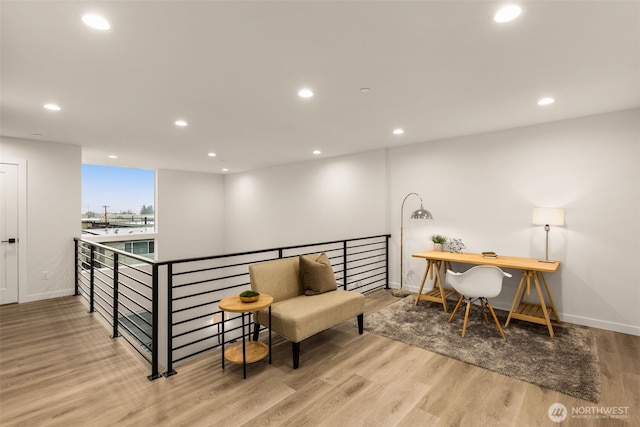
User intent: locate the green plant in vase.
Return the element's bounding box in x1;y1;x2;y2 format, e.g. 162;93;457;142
431;235;447;251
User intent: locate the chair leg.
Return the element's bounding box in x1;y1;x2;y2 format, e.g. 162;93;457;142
357;313;364;334
486;301;506;339
461;301;472;337
292;342;300;369
448;297;464;323
480;299;489;324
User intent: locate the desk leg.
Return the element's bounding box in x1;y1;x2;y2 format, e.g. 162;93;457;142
414;260;431;305
533;273;555;337
540;272;560;322
505;272;526;327
433;264;448;312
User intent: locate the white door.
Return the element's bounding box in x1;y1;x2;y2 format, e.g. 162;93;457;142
0;163;19;304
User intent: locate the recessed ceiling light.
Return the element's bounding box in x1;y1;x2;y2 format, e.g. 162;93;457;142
393;128;404;135
494;5;522;23
82;14;111;31
208;152;216;157
313;150;321;155
537;97;555;106
108;155;118;159
175;119;188;127
221;168;229;172
298;88;314;98
359;88;371;94
43;103;61;111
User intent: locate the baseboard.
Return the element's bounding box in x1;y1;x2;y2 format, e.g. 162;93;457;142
557;313;640;337
21;288;76;303
393;282;640;337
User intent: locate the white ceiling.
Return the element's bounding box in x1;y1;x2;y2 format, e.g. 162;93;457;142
2;1;639;174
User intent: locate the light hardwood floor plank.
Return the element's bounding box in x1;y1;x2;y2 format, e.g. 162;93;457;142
1;290;639;426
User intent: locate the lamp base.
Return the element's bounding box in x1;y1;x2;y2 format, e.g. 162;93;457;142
391;289;410;298
538;259;556;263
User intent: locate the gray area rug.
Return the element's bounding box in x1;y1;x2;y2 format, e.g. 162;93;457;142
365;296;601;403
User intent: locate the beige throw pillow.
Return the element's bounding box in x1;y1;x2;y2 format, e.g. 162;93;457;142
300;253;338;296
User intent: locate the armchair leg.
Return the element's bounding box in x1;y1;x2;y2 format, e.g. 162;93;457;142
357;313;364;334
292;342;300;369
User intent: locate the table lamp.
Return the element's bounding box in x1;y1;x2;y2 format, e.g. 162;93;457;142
532;207;565;263
394;193;433;297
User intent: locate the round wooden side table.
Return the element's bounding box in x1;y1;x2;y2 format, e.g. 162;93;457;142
218;293;273;379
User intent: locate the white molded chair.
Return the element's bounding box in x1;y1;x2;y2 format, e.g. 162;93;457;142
446;265;512;339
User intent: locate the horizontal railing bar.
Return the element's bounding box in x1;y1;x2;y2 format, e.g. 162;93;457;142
92;298;114;318
172;271;248;288
172;344;217;364
345;265;385;278
350;281;386;292
173;282;250;303
347;271;386;282
76;238;157;265
117;299;150;321
173;300;217;314
117;270;152;290
159;234;390;266
118;333;152;364
116;281;152;303
118;262;153;277
346;248;386;258
172;324;245;352
345;256;385;268
117;314;151;339
346;241;387;251
172;311;217;327
172;323;213;339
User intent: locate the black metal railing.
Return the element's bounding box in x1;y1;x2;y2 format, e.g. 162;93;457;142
75;238;161;380
74;234;391;380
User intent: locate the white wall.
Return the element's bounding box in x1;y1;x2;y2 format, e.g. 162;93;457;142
1;137;81;302
155;169;225;261
2;109;638;335
389;108;640;335
223;149;389;253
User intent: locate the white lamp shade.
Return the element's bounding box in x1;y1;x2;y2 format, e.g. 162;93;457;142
532;208;565;226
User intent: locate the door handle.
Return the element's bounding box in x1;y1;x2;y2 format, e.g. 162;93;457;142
1;238;17;244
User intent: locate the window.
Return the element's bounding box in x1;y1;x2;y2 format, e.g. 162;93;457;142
124;240;155;256
81;164;155;235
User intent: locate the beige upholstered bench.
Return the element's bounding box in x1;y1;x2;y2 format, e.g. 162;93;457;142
249;253;365;369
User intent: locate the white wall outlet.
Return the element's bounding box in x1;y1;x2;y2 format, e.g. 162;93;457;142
41;270;49;280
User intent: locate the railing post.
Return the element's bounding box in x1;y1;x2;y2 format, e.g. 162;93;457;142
74;239;80;296
164;263;177;377
111;253;120;338
385;235;390;289
89;246;95;313
148;263;161;381
342;240;348;290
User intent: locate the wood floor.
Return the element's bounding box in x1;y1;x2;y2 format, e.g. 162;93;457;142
1;290;638;427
